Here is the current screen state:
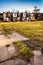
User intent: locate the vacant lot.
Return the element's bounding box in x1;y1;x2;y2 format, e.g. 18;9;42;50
0;21;43;64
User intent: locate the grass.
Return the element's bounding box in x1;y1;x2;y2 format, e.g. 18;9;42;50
13;42;33;61
13;42;32;55
0;21;43;43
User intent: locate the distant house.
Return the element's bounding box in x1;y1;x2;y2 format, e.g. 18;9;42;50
3;11;11;22
0;9;43;22
30;13;36;21
13;11;17;21
36;13;41;20
0;13;3;21
26;12;30;21
7;12;11;21
33;13;42;20
39;13;43;20
3;12;6;21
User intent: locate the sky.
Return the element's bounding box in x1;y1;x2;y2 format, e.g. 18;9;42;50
0;0;43;12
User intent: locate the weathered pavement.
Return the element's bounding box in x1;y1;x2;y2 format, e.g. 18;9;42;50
0;59;28;65
33;50;43;65
1;44;43;65
0;44;17;62
0;32;43;65
0;44;29;65
0;32;28;47
0;32;29;65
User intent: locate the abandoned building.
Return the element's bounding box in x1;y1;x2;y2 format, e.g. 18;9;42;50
3;11;11;22
12;11;17;21
0;10;43;22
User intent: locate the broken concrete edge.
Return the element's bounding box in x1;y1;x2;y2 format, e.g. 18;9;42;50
0;31;29;39
5;40;29;47
0;53;31;65
0;58;29;65
0;57;13;64
0;44;17;63
0;55;26;64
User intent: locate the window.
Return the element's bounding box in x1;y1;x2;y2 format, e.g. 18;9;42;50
13;12;17;17
23;13;26;17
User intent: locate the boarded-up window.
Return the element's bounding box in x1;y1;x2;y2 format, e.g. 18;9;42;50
13;12;17;17
23;13;26;17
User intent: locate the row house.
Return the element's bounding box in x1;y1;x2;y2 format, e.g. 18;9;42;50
30;13;36;21
0;11;43;22
13;11;17;21
40;13;43;20
3;11;11;22
22;12;36;21
38;13;43;20
33;13;42;20
26;12;31;21
0;11;37;22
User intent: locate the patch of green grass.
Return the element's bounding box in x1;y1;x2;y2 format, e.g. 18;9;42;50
0;25;13;36
13;42;33;60
12;53;19;59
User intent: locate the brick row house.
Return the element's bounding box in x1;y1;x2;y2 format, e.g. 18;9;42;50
0;11;43;22
3;11;11;22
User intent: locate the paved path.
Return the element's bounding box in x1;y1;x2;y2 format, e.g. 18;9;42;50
33;50;43;65
0;32;28;47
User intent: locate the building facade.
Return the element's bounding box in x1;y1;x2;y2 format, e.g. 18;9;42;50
3;11;11;22
0;11;43;22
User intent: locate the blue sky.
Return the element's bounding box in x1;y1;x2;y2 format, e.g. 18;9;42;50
0;0;43;12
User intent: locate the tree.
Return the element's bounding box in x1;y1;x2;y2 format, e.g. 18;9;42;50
34;6;40;13
33;6;40;20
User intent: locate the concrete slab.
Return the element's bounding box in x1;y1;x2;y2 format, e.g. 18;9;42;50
7;44;17;56
0;59;27;65
0;32;28;47
10;32;29;41
0;44;17;62
32;50;43;65
0;47;10;62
